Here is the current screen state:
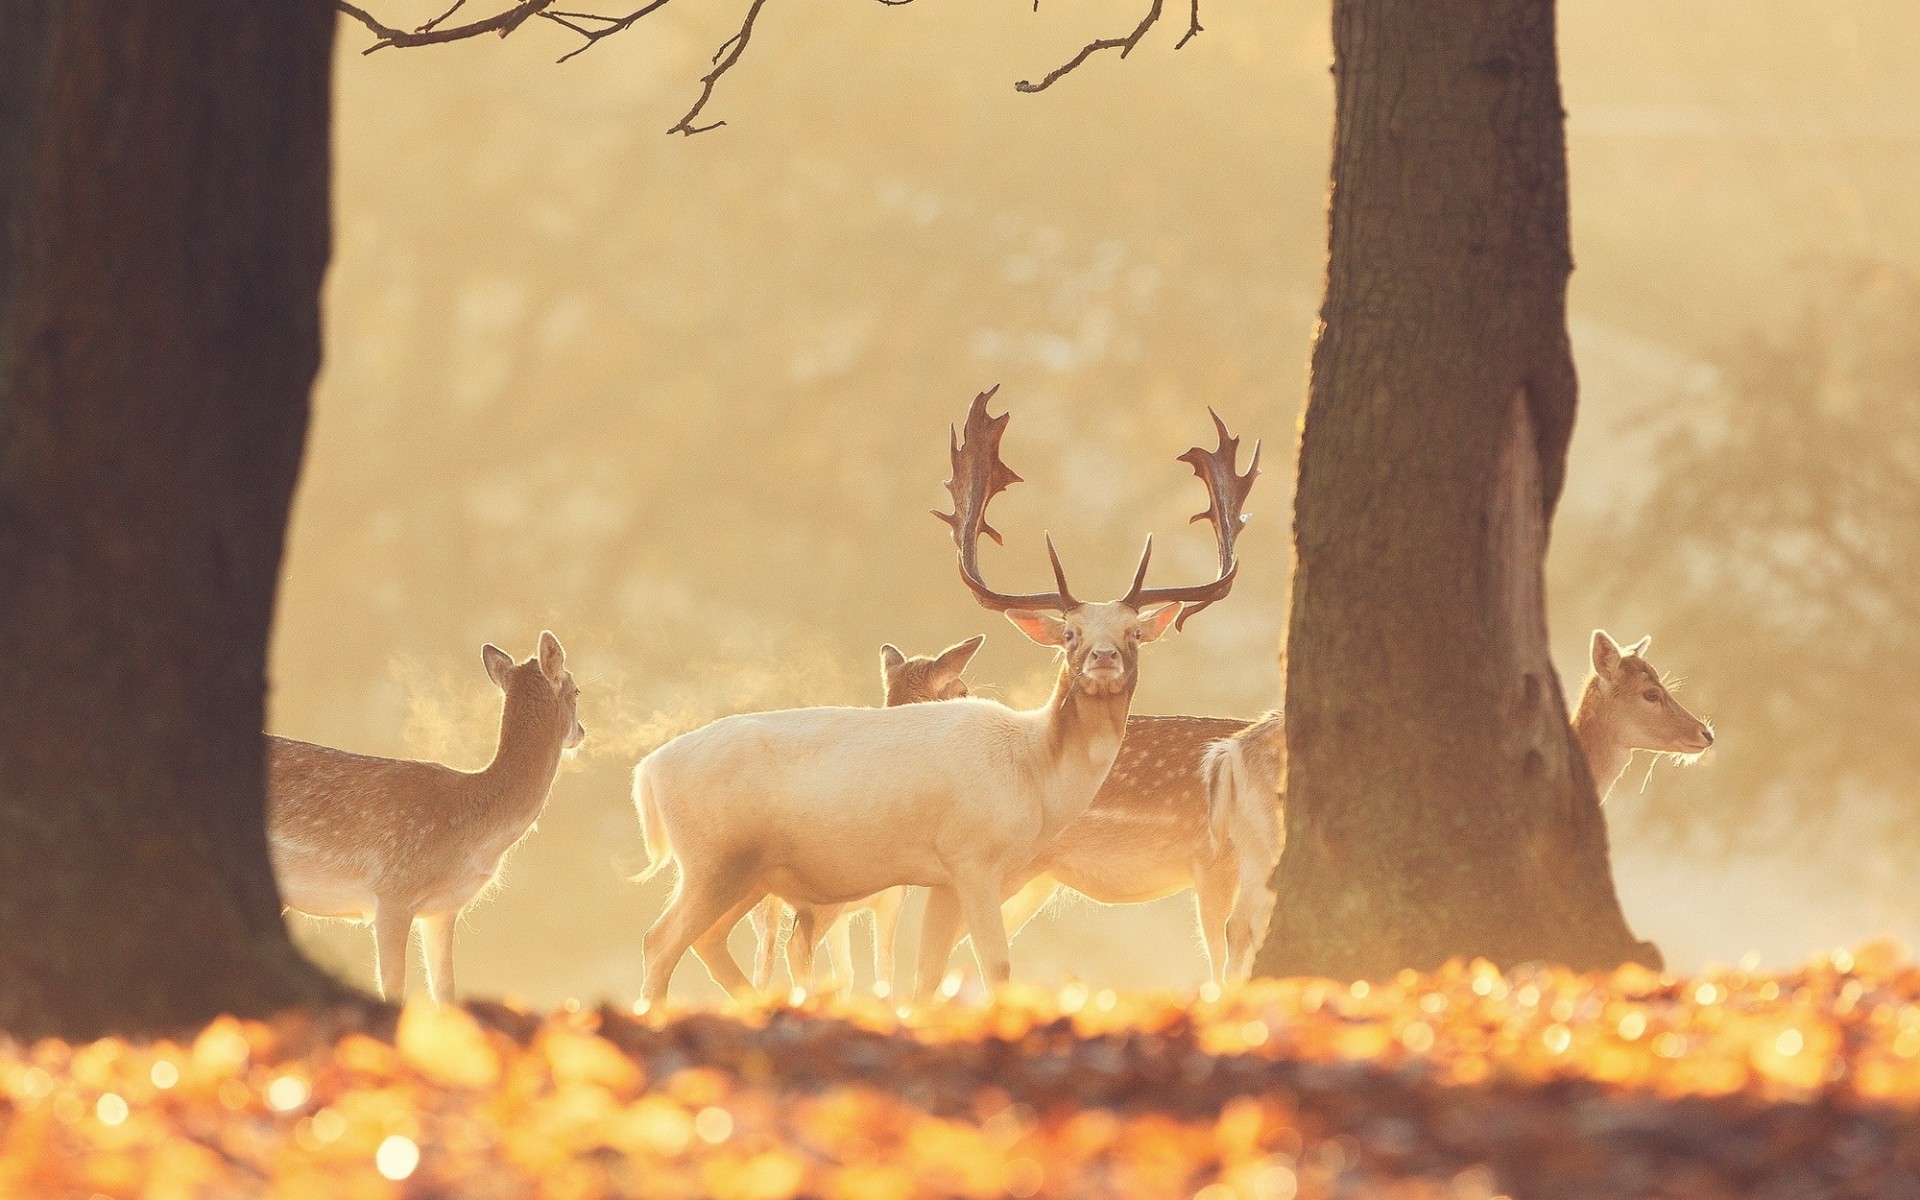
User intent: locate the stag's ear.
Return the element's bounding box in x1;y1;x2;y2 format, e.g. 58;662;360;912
537;631;566;685
933;634;986;678
1591;629;1623;680
1136;603;1182;644
482;643;515;690
1006;610;1069;647
1624;635;1651;659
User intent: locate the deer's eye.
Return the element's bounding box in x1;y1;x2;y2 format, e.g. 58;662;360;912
1642;689;1662;702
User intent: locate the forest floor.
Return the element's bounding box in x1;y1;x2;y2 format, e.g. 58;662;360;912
6;947;1920;1198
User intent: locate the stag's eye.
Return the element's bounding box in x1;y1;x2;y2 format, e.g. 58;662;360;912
1642;688;1662;702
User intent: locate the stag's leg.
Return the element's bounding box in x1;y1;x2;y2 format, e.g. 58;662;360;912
748;896;785;990
956;873;1013;989
370;901;413;1002
420;910;459;1005
913;886;963;1002
784;905;819;990
691;890;765;997
1192;859;1237;988
869;887;905;996
822;909;856;997
643;863;754;1005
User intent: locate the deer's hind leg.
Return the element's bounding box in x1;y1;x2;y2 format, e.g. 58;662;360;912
643;857;757;1005
1192;856;1238;988
371;900;414;1002
748;896;786;990
869;887;905;996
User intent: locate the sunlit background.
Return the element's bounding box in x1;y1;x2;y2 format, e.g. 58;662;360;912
271;0;1920;1004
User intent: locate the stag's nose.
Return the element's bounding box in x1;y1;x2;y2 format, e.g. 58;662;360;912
1087;647;1121;668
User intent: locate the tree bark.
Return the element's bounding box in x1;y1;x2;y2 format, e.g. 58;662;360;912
0;2;346;1038
1253;0;1658;979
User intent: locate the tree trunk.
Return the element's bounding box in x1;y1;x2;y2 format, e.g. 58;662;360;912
1253;0;1659;979
0;1;346;1038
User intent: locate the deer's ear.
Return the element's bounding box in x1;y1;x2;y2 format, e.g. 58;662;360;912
1591;630;1623;679
933;634;986;677
880;644;907;674
1136;603;1182;644
1624;635;1651;659
537;631;567;685
1006;610;1069;647
482;643;515;690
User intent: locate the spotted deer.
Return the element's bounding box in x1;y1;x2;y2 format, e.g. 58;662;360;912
747;636;984;996
267;632;585;1003
1575;630;1714;798
631;389;1254;1003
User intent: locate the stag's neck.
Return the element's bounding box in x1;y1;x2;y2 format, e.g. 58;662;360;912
1572;675;1632;801
1036;667;1132;828
476;697;566;835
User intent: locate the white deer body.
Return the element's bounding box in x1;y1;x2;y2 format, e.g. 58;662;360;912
268;632;584;1004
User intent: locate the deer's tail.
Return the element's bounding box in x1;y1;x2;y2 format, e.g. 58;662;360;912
1202;737;1246;858
632;758;674;883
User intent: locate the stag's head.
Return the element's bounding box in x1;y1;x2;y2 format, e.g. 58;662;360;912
934;388;1258;701
880;635;985;705
1588;630;1713;758
483;630;587;750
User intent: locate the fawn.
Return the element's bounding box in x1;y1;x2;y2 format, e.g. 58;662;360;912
631;391;1254;1003
267;631;584;1003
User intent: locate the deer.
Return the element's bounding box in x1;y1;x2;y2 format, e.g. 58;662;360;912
746;636;984;997
630;387;1253;1004
267;631;585;1004
1202;630;1716;985
1574;629;1714;798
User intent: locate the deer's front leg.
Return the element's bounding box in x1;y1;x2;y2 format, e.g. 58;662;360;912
913;886;962;1001
748;896;784;990
420;910;458;1005
956;874;1013;988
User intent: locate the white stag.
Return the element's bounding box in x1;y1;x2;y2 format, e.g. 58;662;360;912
631;389;1253;1003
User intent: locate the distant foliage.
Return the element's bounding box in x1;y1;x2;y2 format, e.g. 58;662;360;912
1601;263;1920;851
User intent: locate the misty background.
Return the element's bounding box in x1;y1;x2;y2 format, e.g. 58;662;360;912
272;0;1920;1003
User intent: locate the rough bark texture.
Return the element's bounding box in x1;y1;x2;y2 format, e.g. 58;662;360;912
1252;0;1659;979
0;1;346;1037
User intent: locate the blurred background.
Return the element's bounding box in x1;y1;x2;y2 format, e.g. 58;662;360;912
275;0;1920;1003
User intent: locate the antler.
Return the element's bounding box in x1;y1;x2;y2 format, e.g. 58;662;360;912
1120;408;1260;628
933;387;1079;613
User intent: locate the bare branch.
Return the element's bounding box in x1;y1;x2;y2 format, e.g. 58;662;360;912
335;0;553;52
667;0;772;136
1016;0;1203;94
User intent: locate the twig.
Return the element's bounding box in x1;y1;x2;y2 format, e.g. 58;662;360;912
541;0;675;63
667;0;772;136
335;0;553;52
420;0;470;32
1016;0;1202;94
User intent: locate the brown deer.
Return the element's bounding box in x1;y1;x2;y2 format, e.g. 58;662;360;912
267;631;585;1003
630;390;1253;1003
747;636;984;996
1574;630;1714;798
